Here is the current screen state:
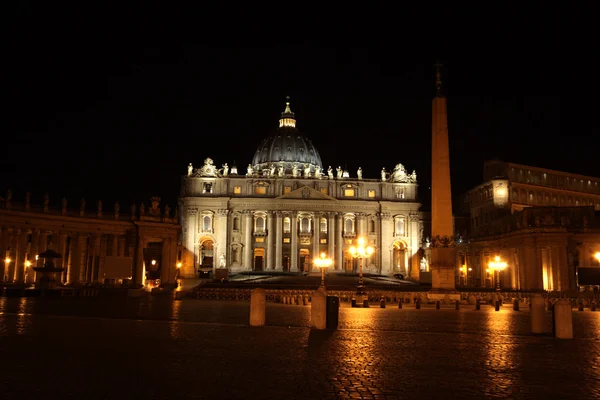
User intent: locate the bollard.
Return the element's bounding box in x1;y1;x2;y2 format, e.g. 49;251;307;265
513;299;520;311
436;300;440;310
553;298;573;339
363;299;369;308
495;300;500;311
530;294;545;334
303;295;308;306
398;300;403;309
592;302;597;312
351;298;357;308
475;299;480;310
578;302;584;311
311;288;327;330
416;299;421;309
249;288;266;327
455;300;459;310
380;297;386;308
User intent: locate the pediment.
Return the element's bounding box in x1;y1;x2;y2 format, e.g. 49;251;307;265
276;186;338;201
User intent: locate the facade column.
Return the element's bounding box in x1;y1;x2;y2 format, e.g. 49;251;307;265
0;227;7;281
243;211;253;270
14;230;28;283
380;213;392;275
327;212;335;268
335;213;343;271
160;237;172;283
290;212;298;272
79;235;89;283
312;213;320;270
169;236;179;282
215;209;229;273
266;211;274;270
409;214;419;279
185;208;198;275
275;212;283;270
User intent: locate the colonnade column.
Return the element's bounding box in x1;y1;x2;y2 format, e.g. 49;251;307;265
335;213;343;271
161;237;172;283
290;212;298;272
112;235;119;256
56;232;68;284
26;229;40;284
0;227;7;281
409;214;419;279
243;211;253;270
14;230;28;283
327;212;335;268
36;231;48;283
275;212;283;270
312;213;320;270
98;236;107;284
68;234;85;285
133;235;145;287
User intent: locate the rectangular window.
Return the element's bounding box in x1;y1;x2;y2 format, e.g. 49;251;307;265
255;187;266;195
255;237;264;243
320;238;327;244
234;186;241;194
283;238;290;243
284;187;292;194
320;188;327;195
344;189;355;197
368;190;375;198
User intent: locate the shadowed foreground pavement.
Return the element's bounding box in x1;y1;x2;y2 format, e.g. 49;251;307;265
0;296;599;399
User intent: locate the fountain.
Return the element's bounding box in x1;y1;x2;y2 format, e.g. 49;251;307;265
33;249;64;290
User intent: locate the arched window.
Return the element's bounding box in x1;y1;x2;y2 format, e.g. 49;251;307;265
369;219;375;233
233;217;240;231
301;217;310;233
320;218;327;233
255;216;265;232
344;218;354;234
283;217;291;233
203;216;211;232
395;217;405;236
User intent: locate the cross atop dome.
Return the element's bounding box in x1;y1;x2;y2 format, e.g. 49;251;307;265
279;96;296;128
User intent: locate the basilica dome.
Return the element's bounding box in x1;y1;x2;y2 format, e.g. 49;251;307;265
250;99;323;174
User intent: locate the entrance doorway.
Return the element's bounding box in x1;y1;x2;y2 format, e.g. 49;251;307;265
299;249;311;273
254;248;265;271
282;255;290;272
393;241;407;274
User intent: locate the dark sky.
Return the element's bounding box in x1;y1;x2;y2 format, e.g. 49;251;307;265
2;4;566;212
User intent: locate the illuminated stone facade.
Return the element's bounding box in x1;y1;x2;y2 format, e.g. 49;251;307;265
456;161;600;291
0;193;180;287
179;101;423;278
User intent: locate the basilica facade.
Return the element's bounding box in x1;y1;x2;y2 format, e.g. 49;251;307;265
179;101;424;278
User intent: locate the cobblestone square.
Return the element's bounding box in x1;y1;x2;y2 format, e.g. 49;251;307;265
1;297;599;399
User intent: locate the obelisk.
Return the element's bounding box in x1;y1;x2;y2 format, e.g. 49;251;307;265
430;61;456;291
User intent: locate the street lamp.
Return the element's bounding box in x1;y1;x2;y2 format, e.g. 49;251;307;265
488;255;507;291
313;252;332;289
349;237;374;304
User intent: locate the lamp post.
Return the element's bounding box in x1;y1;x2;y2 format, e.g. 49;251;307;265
349;237;374;304
313;252;332;289
488;255;507;291
4;257;11;282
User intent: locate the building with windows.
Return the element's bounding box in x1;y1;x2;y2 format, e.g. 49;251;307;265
179;100;424;278
455;160;600;291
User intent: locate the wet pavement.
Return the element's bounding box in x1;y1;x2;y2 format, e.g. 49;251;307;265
0;296;599;399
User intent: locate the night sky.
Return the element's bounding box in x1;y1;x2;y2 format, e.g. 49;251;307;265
3;5;567;213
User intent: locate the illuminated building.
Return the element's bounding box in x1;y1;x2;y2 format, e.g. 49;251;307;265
179;99;424;278
456;161;600;290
